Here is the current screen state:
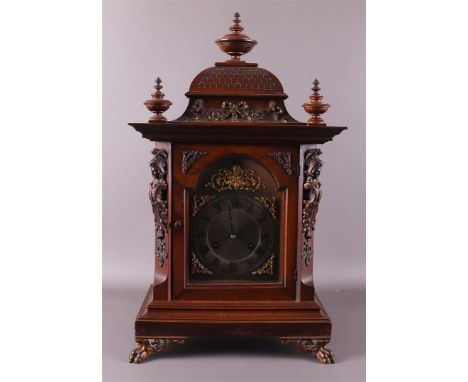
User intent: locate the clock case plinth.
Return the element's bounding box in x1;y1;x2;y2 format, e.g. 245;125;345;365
128;31;345;362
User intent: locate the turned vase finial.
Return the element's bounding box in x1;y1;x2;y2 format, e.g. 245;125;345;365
144;77;172;123
215;12;257;62
302;79;330;126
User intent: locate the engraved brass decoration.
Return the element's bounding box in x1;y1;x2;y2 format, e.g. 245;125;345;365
268;100;286;121
182;150;207;174
254;196;277;218
267;151;293;175
206;101;264;121
191;252;213;275
186;98;290;122
129;338;186;364
301;149;323;267
281;338;335;364
192;195;216;217
205;164;266;192
149;149;168;267
251;255;275;276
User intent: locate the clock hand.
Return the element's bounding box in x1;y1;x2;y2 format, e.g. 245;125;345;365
228;205;237;239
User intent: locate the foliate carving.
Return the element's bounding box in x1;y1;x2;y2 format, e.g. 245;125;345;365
254;196;277;218
149;149;168;268
267;151;293;175
192;195;216;217
268;100;286;121
191;253;213;275
251;255;275;276
301;149;323;267
129;338;186;364
189;99;204;120
281;338;335;364
206;101;265;121
182;150;207;174
205;165;266;192
184;99;290;122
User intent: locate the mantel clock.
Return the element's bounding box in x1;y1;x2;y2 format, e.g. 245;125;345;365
127;13;346;364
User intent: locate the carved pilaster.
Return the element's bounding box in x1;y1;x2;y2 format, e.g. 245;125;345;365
267;151;293;175
149;149;168;267
182;150;207;174
301;149;323;267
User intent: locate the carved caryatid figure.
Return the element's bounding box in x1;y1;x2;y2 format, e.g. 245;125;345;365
149;149;168;267
302;149;323;267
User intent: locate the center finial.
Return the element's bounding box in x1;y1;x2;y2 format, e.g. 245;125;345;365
215;12;257;62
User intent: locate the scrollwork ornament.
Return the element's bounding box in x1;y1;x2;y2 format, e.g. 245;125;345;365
149;149;169;267
192;195;216;217
254;196;277;218
182;99;292;122
268;100;286;121
205;164;266;192
251;255;275;276
182;150;207;174
301;149;323;267
267;151;293;175
191;252;214;275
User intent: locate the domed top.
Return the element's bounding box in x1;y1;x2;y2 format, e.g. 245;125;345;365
187;64;285;96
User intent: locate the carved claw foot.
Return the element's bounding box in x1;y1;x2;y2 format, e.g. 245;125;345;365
129;338;186;364
129;341;150;364
314;340;335;364
281;338;335;364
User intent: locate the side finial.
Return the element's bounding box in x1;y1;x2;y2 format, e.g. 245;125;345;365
215;12;257;62
144;77;173;123
302;79;330;126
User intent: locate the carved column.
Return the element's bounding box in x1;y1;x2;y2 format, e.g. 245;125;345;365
149;148;169;267
301;149;323;268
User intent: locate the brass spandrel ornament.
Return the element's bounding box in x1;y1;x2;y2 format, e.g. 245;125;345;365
251;255;275;276
205;165;267;193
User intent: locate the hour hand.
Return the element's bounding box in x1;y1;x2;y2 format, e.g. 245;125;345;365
228;206;237;239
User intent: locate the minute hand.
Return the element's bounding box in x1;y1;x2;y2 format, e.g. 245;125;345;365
228;206;237;239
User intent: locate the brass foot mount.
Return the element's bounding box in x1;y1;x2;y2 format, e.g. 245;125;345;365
281;338;335;364
129;338;186;364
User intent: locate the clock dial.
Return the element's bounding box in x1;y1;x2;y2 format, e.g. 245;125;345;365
192;195;275;277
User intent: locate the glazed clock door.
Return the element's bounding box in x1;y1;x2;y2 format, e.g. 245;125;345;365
172;143;299;301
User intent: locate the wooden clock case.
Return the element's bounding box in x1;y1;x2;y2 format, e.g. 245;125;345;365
127;13;346;364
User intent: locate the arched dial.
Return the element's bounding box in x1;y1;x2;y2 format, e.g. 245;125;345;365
192;195;275;276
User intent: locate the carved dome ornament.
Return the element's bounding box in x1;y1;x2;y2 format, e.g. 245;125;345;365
139;13;334;126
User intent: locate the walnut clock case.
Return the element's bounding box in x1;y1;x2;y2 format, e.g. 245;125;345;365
128;13;346;364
